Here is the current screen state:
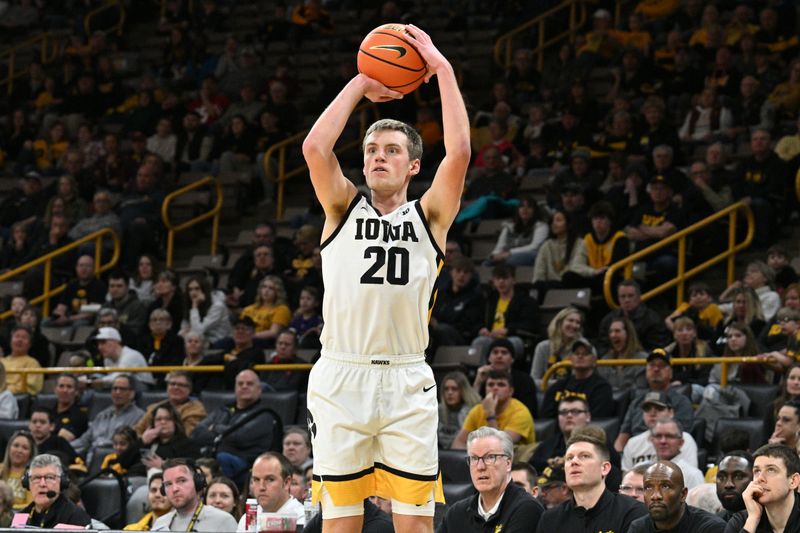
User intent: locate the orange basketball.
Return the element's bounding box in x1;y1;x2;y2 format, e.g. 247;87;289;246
357;24;427;95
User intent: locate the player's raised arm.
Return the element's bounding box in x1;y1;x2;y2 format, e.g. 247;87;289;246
302;74;402;223
407;25;471;238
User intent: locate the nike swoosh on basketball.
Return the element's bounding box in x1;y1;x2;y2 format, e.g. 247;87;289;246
422;384;435;392
370;45;407;58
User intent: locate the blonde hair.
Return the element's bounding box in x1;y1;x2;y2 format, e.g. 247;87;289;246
256;276;287;307
547;307;584;355
439;371;481;418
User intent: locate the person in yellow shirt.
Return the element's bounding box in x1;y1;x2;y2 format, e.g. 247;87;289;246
32;121;69;173
239;275;292;343
664;282;723;340
0;430;36;510
1;327;43;395
451;369;535;452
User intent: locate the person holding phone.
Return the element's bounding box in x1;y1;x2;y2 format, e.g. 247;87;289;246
723;443;800;533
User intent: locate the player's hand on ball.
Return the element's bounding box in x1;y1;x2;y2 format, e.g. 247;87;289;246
357;73;403;103
403;24;447;82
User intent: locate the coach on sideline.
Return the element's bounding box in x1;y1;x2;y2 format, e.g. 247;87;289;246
438;426;543;532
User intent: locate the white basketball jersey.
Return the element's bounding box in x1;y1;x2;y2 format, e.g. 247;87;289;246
319;194;444;356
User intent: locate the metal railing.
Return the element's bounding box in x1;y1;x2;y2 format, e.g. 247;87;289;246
494;0;589;71
603;201;754;309
161;176;224;268
0;32;64;95
796;166;800;203
541;356;773;390
0;228;120;319
4;363;313;394
84;0;126;36
263;101;380;220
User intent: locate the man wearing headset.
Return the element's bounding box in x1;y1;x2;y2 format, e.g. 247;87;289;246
152;458;238;532
20;454;91;528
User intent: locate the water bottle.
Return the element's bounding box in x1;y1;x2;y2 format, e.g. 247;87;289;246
303;488;318;523
245;498;258;532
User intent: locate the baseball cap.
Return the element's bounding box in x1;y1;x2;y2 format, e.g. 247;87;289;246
646;348;670;365
649;174;675;190
571;337;597;356
538;464;566;487
640;391;672;410
93;327;121;342
233;316;256;329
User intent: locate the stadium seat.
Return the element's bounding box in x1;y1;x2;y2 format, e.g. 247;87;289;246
690;418;706;449
442;483;476;504
0;420;31;455
535;418;557;443
734;384;779;418
14;394;30;420
88;392;114;420
432;346;477;371
126;476;149;525
295;393;307;425
40;326;73;347
199;390;236;414
261;391;298;427
80;475;127;528
613;389;631;420
32;394;57;412
72;325;96;345
469;219;505;239
87;446;114;476
591;418;621;444
712;418;765;456
439;449;470;484
139;391;168;408
540;288;591;311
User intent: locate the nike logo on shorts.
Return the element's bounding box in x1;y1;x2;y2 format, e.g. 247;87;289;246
422;385;435;393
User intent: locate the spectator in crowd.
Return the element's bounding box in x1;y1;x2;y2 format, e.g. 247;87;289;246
239;275;291;346
229;245;281;309
510;462;539;498
439;371;482;450
12;305;49;368
628;460;726;532
207;316;261;390
136;403;201;473
131;254;158;306
117;164;166;268
71;374;144;463
429;257;484;353
598;317;648;390
263;330;308;392
621;392;699;471
192;369;281;482
147;118;177;171
531;307;584;388
678;87;733;146
473;338;539;419
288;286;323;348
0;430;36;509
619;464;648;503
716;451;753;522
236;452;305;530
575;200;629;295
282;427;313;471
719;261;781;322
487;197;549;267
768;400;800;450
532;209;595;301
52;374;88;442
1;326;43;395
598;280;672;353
91;327;154;388
19;454;91;528
153;458;238;532
648;418;704;489
135;371;207;437
125;472;172;530
175;111;213;174
766;245;799;292
103;270;148;336
147;270;184;336
615;350;694;451
441;426;544;532
537;462;571;509
28;407;77;466
724;443;800;532
0;363;17;420
182;331;207;367
141;308;186;375
663;317;714;396
205;476;240;520
179;275;231;346
48;254;107;328
452;369;535;453
716;287;767;345
540;338;615;419
536;428;647;532
666;282;723;341
710;322;765;385
530;396;599;473
228;224;295;291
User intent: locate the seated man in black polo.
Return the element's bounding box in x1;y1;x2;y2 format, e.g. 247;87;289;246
540;338;615;419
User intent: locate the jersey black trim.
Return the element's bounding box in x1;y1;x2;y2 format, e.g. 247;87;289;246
363;195;383;216
375;462;439;482
414;200;445;262
313;465;374;482
320;193;362;251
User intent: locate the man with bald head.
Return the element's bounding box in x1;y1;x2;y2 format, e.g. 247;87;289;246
715;452;753;522
629;461;726;532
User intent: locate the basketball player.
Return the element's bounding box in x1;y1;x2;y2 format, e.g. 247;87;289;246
302;24;469;533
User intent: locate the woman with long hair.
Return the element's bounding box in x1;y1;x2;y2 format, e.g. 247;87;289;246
0;430;36;509
488;196;549;266
715;287;766;350
598;317;647;390
205;476;241;520
766;363;800;433
131;254;158;305
179;275;232;345
532;209;594;302
438;371;481;450
531;306;584;388
711;322;764;385
44;175;87;226
135;403;200;474
719;261;781;321
146;270;183;336
240;275;292;342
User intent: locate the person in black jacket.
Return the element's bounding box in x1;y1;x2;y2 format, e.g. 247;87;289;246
473;338;538;419
536;430;646;533
628;460;726;532
540;338;615;418
716;452;753;523
439;426;544;532
723;443;800;533
28;408;77;466
429;257;485;356
20;454;91;528
133;403;201;476
191;369;281;484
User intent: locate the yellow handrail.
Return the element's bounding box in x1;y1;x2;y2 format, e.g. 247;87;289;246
795;166;800;203
263;101;380;220
84;0;126;36
0;228;120;319
494;0;589;71
603;201;754;309
0;32;64;95
541;356;772;390
161;176;224;268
